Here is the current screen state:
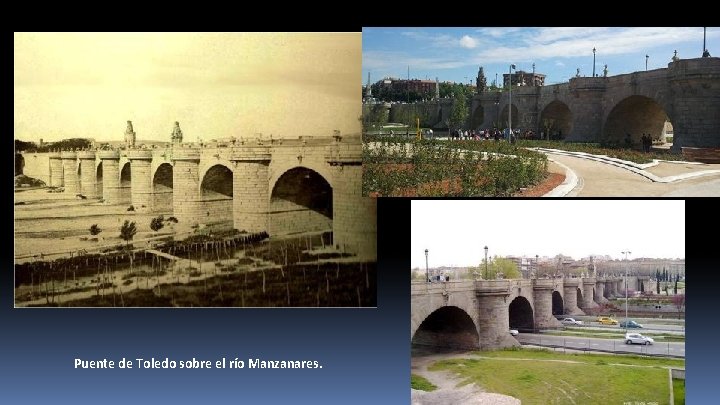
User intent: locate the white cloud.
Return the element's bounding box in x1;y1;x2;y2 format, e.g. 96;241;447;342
469;27;708;63
459;35;478;48
555;61;565;67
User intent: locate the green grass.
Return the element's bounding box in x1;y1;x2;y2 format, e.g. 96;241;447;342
430;348;683;405
468;348;685;368
673;378;685;405
411;374;437;392
544;329;685;342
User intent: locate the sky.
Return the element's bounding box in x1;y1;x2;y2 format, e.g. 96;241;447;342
363;27;719;86
410;200;685;268
14;32;361;143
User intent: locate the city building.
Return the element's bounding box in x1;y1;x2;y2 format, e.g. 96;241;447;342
503;70;546;87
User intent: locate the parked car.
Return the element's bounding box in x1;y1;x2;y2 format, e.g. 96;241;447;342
625;333;654;345
560;318;583;326
510;329;519;336
597;316;619;325
619;320;643;328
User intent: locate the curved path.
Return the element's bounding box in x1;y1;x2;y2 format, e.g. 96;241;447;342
544;152;720;196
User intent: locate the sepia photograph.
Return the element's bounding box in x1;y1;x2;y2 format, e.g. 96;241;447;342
14;32;376;307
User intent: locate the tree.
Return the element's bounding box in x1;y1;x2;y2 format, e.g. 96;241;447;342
672;294;685;319
89;224;102;235
656;271;661;294
480;257;521;279
150;215;165;232
120;220;137;246
448;93;468;132
476;67;487;93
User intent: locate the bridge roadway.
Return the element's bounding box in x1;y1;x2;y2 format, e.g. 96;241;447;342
517;333;685;358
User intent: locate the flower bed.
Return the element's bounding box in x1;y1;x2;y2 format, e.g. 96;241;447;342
363;138;547;197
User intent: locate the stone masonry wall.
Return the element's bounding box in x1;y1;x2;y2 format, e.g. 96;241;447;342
232;161;269;233
20;153;51;184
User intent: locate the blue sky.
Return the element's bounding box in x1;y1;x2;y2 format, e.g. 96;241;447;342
363;27;719;86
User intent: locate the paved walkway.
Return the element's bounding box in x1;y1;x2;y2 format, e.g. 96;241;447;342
543;152;720;196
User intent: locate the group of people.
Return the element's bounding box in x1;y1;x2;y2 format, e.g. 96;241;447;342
449;127;528;142
640;134;654;152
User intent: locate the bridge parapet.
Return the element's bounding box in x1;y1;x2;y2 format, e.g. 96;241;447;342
563;278;581;287
171;148;201;161
473;280;511;296
125;150;153;160
569;77;608;93
60;151;77;159
76;151;96;160
411;281;477;295
229;147;272;162
533;279;556;290
97;150;120;160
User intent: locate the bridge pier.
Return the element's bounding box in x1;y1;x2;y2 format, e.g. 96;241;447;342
327;138;376;259
60;152;78;194
580;279;599;310
594;279;609;304
48;153;63;187
604;280;614;298
77;151;98;198
562;278;585;315
98;151;120;204
475;284;520;350
533;280;563;329
231;149;271;233
172;149;201;226
126;150;153;212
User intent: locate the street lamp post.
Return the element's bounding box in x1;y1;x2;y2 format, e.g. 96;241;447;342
592;47;596;77
622;250;632;332
645;55;649;71
508;64;516;139
704;27;707;56
484;246;489;280
535;255;539;279
425;249;429;283
495;101;500;128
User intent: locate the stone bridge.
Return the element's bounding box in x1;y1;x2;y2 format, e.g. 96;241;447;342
374;58;718;148
463;58;720;150
19;134;374;258
411;277;630;350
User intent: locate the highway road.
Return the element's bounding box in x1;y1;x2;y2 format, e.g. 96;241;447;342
516;333;685;358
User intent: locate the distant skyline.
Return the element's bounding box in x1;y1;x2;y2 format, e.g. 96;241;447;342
15;32;361;143
411;200;685;269
363;27;718;86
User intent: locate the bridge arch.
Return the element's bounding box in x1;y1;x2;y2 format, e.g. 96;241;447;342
509;296;534;332
269;166;332;236
119;162;132;205
152;163;173;213
77;163;82;193
500;104;519;129
471;105;484;129
540;100;572;140
552;290;564;316
95;162;103;198
200;164;233;225
603;95;673;145
411;306;479;350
